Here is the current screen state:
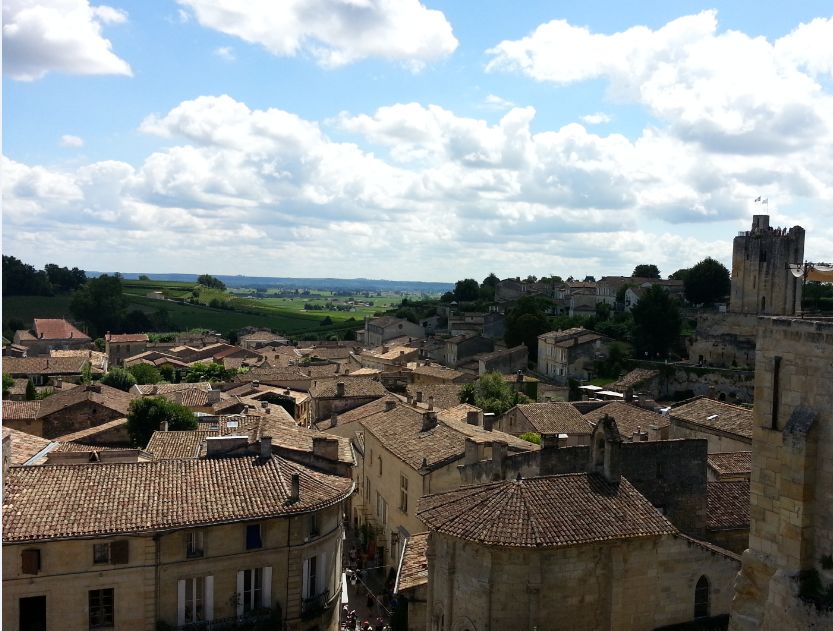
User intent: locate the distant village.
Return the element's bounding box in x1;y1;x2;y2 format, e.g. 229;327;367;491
3;214;832;631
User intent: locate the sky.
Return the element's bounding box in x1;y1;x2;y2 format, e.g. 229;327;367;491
3;1;833;282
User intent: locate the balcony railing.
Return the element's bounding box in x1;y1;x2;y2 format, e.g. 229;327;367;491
301;589;330;619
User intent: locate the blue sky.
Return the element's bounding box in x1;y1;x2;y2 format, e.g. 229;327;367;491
4;1;833;281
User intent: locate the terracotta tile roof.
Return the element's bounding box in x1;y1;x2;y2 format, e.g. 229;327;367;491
609;369;660;392
583;402;669;439
538;328;603;348
3;356;90;375
361;406;535;473
418;474;675;547
34;318;90;341
146;431;216;459
3;400;42;420
670;397;753;439
309;378;388;399
405;384;464;411
161;388;211;408
54;417;129;443
707;480;750;531
134;382;212;395
240;331;286;342
3;455;354;542
106;333;149;343
37;384;136;418
436;403;481;424
707;452;752;479
50;350;108;371
2;427;53;465
440;412;538;451
395;532;429;593
301;346;356;360
411;364;464;381
511;403;593;435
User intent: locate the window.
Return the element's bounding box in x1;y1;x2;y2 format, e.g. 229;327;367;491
93;541;128;565
365;478;371;501
378;456;383;476
186;530;204;558
89;588;114;629
93;544;110;564
694;575;710;618
306;556;318;598
399;475;408;513
245;524;262;550
309;513;320;539
376;492;388;525
236;567;271;617
21;549;41;575
181;577;205;624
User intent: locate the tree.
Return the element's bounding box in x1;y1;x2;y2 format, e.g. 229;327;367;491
440;291;455;303
127;363;162;385
505;296;551;356
668;268;690;282
25;379;37;401
69;274;127;337
453;278;480;302
122;309;153;333
184;361;235;383
2;255;53;296
683;257;731;305
126;397;197;447
459;372;530;415
3;373;14;397
631;285;682;358
44;263;86;292
481;273;499;289
632;264;661;279
100;368;138;392
197;274;226;290
137;274;151;281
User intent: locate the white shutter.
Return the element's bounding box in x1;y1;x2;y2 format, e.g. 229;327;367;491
177;579;186;626
236;570;245;617
205;575;214;622
318;551;329;595
302;558;310;599
261;566;272;609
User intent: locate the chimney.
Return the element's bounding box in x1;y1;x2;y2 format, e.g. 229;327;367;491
261;400;269;409
161;420;169;432
492;440;508;473
589;414;622;484
290;473;300;501
260;436;272;459
421;411;438;432
406;394;413;405
428;396;434;411
624;387;633;403
313;436;340;461
284;389;291;396
540;433;560;449
252;380;260;389
382;346;389;354
483;413;494;431
55;377;63;389
336;381;345;397
416;391;423;403
330;412;338;427
464;438;480;465
207;389;220;404
173;391;183;405
385;399;396;412
466;410;480;425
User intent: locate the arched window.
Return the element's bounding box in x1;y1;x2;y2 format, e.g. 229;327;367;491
694;575;710;618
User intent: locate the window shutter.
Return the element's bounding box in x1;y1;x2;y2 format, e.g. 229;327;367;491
302;558;310;600
236;571;244;618
318;551;329;595
204;576;214;622
21;549;40;574
261;566;272;609
177;579;186;626
110;540;129;564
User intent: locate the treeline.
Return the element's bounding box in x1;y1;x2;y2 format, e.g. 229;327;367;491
2;256;86;296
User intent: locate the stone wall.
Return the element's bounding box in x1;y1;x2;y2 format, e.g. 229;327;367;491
688;313;759;369
669;419;752;454
39;402;125;439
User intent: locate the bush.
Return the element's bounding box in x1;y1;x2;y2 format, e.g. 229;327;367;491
100;368;138;392
127;363;162;385
127;397;197;447
519;432;541;445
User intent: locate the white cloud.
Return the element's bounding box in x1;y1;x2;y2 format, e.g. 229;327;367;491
177;0;458;68
482;94;516;111
60;134;84;147
581;112;612;125
213;46;235;61
486;11;833;155
3;0;132;81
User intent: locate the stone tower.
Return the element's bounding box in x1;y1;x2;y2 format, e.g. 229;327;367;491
729;317;833;629
729;215;804;315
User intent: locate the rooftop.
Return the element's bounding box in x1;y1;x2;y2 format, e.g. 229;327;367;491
2;427;53;465
670;397;753;439
395;532;429;593
707;480;750;531
2;400;42;420
405;384;464;411
3;356;91;375
106;333;149;343
608;368;660;392
3;455;353;542
34;318;91;341
417;474;676;547
583;402;669;438
538;327;603;347
511;403;593;435
309;378;388;399
707;452;752;478
37;384;136;418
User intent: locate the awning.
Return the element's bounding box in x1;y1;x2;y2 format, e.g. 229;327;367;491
579;385;603;391
789;263;833;282
341;572;349;604
597;390;625;398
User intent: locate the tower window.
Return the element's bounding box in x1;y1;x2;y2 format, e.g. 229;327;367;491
694;576;710;618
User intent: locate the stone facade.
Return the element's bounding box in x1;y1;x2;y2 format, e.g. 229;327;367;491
477;345;527;375
729;317;833;630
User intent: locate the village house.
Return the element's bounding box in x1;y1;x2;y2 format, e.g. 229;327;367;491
707;452;751;482
409;363;468;386
416;417;741;631
583;401;671;442
2;355;100;386
105;333;149;366
442;334;494;367
477;344;528;375
12;318;92;355
498;403;593;446
359;345;419;371
308;378;388;422
669;396;752;453
313;395;401;438
360;316;425;348
537;327;611;384
393;532;429;631
2;446;353;631
238;329;289;350
405;384;465;412
446;311;505;339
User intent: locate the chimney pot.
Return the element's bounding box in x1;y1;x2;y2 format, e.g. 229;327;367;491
416;391;423;403
260;436;272;459
483;413;494;431
331;412;338;427
385;399;396;412
466;410;480;425
290;472;300;501
336;381;345;397
252;380;260;389
161;420;169;432
284;389;291;395
421;411;438;432
624;387;633;403
428;396;434;411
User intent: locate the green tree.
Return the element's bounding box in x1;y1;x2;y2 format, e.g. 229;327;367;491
2;255;53;296
505;296;552;356
440;291;455;303
683;257;731;305
632;264;661;279
459;372;530;415
631;285;682;358
44;263;86;292
3;372;14;397
127;363;162;385
126;397;197;447
481;273;500;289
453;278;480;302
668;268;690;282
519;432;541;445
137;274;151;281
122;309;153;333
197;274;226;290
184;362;235;383
69;274;127;337
25;379;37;401
100;367;138;392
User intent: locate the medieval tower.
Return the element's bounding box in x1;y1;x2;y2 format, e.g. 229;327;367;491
729;215;804;315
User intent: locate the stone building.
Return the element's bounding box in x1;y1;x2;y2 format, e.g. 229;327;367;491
393;532;429;631
309;378;388;422
105;332;149;366
730;215;804;315
477;345;528;375
417;419;740;631
361;316;426;348
730;317;833;630
537;328;611;383
669;396;752;453
498;403;593;446
12;318;92;355
443;335;494;367
583;401;670;442
2;449;353;631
